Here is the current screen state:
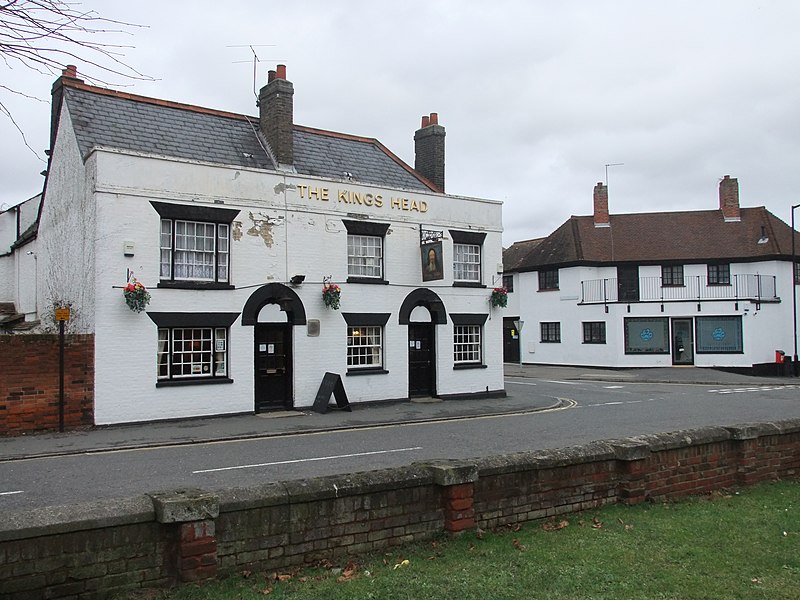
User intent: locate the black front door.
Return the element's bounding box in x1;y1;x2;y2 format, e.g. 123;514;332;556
408;323;435;397
618;265;640;302
503;317;520;363
255;324;292;411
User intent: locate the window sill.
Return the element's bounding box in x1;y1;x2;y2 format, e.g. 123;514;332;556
707;282;732;287
157;377;234;387
346;368;389;376
661;284;685;288
453;363;487;370
158;281;234;290
540;340;561;344
452;282;485;288
538;288;559;292
346;277;389;285
582;341;607;344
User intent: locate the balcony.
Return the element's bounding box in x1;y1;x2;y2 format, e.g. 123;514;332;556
580;274;778;305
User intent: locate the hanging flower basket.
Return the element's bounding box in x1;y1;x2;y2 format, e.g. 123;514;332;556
491;287;508;308
322;283;341;310
123;278;151;313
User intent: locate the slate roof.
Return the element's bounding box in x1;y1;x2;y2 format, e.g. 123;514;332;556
61;83;432;192
508;207;800;272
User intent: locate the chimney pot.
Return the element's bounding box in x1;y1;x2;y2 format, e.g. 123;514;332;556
276;64;287;79
268;70;276;82
414;112;445;192
63;65;78;78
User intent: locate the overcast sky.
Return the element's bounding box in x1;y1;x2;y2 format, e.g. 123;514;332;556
2;1;800;246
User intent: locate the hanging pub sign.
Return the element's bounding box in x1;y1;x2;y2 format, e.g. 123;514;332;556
420;226;444;282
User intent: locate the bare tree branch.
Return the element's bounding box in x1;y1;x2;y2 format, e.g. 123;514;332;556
1;1;152;152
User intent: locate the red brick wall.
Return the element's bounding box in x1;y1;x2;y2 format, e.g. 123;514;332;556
0;334;94;435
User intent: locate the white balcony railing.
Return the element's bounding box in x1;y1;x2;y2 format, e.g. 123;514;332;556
580;274;778;304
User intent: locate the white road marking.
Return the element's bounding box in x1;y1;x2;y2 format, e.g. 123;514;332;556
577;398;655;409
0;490;24;496
541;380;581;385
604;385;625;389
506;380;538;386
709;385;800;394
193;446;423;474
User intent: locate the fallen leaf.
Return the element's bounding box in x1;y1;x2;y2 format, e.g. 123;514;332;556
475;527;485;539
625;524;634;530
241;570;252;579
341;561;358;579
298;577;308;583
393;559;410;570
542;520;569;532
592;517;603;529
513;539;526;551
468;543;476;551
275;574;292;582
617;518;625;525
260;587;272;595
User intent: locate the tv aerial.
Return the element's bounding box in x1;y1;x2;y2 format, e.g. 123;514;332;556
228;44;284;102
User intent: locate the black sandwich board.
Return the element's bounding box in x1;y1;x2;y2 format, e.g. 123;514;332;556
312;372;351;414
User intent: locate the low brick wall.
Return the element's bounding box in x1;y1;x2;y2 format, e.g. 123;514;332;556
1;419;798;599
0;334;94;435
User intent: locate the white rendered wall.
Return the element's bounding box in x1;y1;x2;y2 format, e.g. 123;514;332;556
517;261;797;369
87;149;504;424
35;106;95;333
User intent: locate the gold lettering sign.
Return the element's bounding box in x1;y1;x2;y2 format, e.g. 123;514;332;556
297;183;428;213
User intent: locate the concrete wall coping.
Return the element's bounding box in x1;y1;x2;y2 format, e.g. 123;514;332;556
627;426;732;452
474;441;618;476
0;495;153;542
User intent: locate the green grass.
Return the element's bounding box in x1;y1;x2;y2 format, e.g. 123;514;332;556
129;480;800;599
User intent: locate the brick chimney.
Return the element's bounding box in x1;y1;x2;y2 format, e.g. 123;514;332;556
50;65;83;152
414;112;445;192
258;64;294;167
593;182;610;227
719;175;741;222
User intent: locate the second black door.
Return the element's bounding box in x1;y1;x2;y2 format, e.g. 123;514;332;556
408;323;435;397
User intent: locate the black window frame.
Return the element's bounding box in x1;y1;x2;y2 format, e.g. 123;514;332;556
661;265;684;287
707;263;731;285
538;269;559;291
151;201;238;290
582;321;606;344
540;321;561;343
502;274;514;293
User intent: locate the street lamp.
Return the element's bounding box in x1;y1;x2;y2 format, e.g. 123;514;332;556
792;204;800;376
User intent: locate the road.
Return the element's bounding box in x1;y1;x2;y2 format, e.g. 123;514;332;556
1;377;799;513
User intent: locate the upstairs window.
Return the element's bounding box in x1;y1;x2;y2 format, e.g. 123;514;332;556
502;274;514;292
453;243;480;281
708;263;730;285
661;265;684;287
347;235;383;278
795;261;800;285
538;269;559;291
151;201;238;289
343;220;390;284
161;220;229;282
450;230;486;286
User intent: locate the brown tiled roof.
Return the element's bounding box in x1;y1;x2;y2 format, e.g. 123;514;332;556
503;238;545;271
510;207;800;272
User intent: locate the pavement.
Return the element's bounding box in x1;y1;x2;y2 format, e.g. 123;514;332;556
1;364;796;462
